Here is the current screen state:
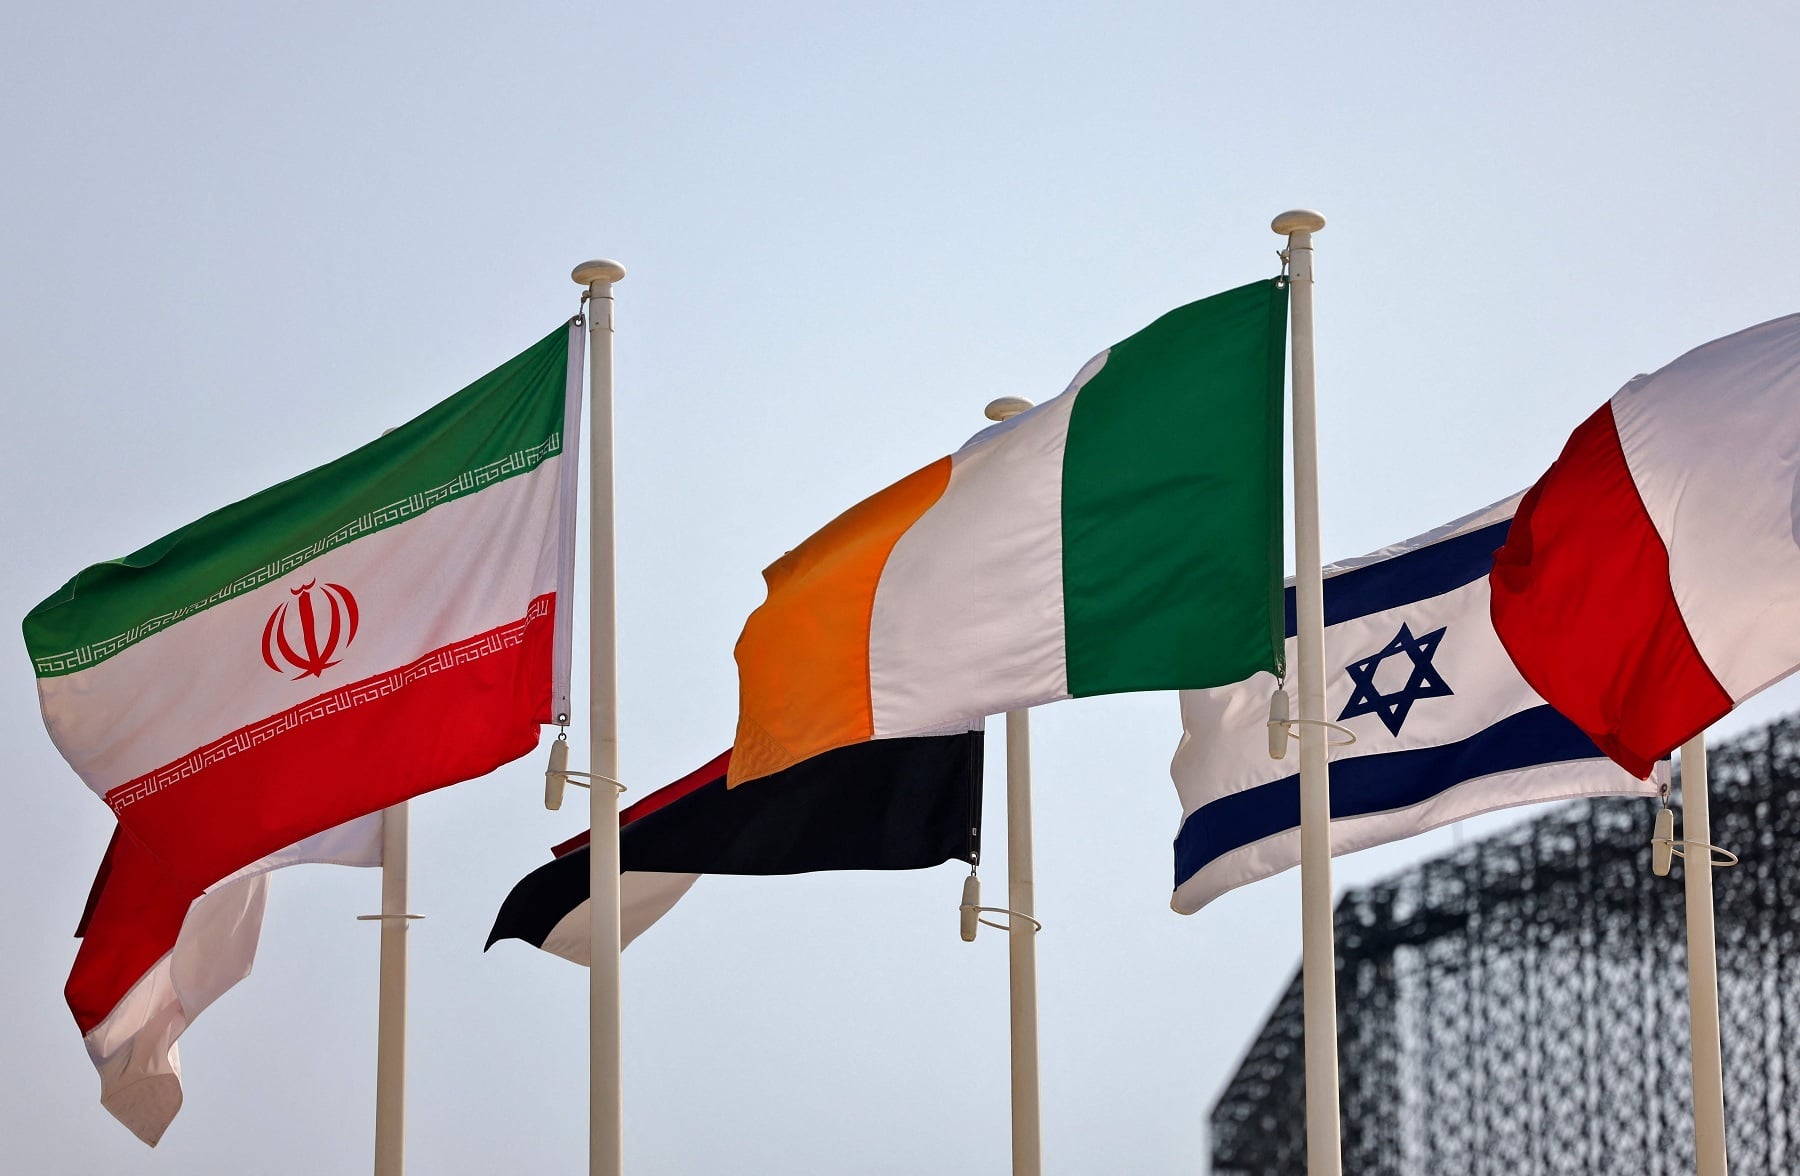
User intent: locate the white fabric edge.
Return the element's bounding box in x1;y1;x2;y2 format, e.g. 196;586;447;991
550;318;584;722
949;347;1111;458
1171;758;1666;915
539;871;700;966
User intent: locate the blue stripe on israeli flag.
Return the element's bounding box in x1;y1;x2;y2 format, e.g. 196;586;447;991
1281;518;1516;637
1171;497;1662;915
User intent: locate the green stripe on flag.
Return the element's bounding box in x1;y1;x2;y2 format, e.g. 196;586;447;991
25;325;571;677
1060;278;1288;696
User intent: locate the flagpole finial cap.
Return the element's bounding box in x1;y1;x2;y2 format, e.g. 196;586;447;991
572;259;627;286
984;396;1034;422
1271;210;1326;236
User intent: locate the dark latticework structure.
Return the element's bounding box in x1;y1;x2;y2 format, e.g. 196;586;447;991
1210;715;1800;1175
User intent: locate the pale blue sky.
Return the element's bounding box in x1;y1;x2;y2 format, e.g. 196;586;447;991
5;3;1800;1172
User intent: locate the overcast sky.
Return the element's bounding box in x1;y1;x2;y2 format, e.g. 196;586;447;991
6;3;1800;1173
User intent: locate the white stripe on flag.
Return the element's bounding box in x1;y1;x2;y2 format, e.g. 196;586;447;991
867;385;1079;737
41;457;564;797
539;872;699;966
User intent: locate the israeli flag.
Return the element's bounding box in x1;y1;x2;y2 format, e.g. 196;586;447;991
1171;495;1665;914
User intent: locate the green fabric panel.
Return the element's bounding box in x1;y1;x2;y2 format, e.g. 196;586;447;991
1061;279;1287;696
25;325;570;677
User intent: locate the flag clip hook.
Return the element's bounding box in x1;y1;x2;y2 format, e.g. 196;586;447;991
545;732;626;811
1266;689;1357;759
1652;783;1736;876
1651;820;1738;877
957;870;1041;942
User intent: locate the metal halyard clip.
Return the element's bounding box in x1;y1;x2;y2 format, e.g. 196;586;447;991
1651;773;1737;876
1266;686;1356;760
1268;688;1292;759
956;866;1043;942
545;730;625;811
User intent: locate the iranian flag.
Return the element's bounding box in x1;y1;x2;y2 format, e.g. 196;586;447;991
25;323;580;892
731;279;1288;785
1491;312;1800;777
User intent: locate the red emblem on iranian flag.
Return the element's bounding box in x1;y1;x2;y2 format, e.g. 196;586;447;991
261;579;360;679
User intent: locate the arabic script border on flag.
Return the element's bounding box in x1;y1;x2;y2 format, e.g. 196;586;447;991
105;593;554;813
33;435;561;676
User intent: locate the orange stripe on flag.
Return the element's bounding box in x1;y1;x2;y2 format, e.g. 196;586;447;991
729;457;954;786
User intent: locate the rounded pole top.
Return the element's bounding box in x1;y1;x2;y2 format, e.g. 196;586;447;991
985;396;1034;422
572;259;627;286
1271;210;1326;236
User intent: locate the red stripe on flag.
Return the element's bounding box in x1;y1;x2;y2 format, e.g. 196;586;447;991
108;597;555;893
551;749;732;857
1490;402;1730;776
74;827;124;939
66;831;199;1035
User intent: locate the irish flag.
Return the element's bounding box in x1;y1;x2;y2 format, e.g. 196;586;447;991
1491;312;1800;778
732;279;1288;785
25;323;580;892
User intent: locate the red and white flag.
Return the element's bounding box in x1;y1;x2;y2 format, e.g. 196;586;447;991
24;323;580;893
68;815;383;1145
1491;313;1800;776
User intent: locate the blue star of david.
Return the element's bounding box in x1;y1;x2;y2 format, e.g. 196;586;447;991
1336;622;1454;737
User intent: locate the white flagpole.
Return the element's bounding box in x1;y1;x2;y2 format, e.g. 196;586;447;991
1272;209;1342;1176
372;801;410;1176
981;395;1043;1176
1003;707;1043;1176
1681;732;1730;1175
574;259;626;1176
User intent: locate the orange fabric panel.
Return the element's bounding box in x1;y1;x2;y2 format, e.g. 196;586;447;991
729;457;954;786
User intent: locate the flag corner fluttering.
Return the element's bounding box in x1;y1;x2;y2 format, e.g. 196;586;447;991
1489;312;1800;774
